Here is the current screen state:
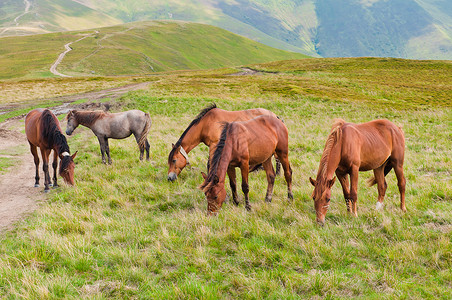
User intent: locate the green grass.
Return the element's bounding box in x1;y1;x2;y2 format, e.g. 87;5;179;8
0;20;307;80
0;58;450;298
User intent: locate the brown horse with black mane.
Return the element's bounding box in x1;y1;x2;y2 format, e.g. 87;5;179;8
168;104;278;181
199;115;293;214
310;119;406;225
25;109;77;192
65;109;151;164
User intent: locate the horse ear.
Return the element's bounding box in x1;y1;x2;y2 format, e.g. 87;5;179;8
71;151;78;159
309;177;316;186
201;172;207;180
328;177;336;188
172;143;175;147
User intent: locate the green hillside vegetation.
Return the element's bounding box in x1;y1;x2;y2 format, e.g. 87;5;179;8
0;58;450;298
2;0;451;59
0;21;308;80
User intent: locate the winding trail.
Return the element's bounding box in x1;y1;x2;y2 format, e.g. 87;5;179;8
14;0;31;26
50;32;98;77
0;0;31;35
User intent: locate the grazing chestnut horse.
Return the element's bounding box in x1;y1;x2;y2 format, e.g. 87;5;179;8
168;104;278;181
310;119;406;224
25;109;77;192
65;110;151;164
199;115;293;214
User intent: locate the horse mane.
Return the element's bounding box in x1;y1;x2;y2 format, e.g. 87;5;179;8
313;119;345;200
200;122;230;191
74;110;105;126
41;110;72;171
168;103;217;162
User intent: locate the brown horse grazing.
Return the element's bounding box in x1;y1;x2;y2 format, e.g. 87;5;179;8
65;110;151;164
309;119;406;225
199;115;293;214
25;109;77;192
168;104;278;181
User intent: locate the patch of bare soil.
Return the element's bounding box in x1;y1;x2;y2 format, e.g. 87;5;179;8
228;67;264;76
0;81;151;233
0;118;44;232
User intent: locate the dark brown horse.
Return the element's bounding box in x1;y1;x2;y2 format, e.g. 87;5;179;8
168;104;278;181
65;109;151;164
25;109;77;192
199;115;293;214
310;119;406;224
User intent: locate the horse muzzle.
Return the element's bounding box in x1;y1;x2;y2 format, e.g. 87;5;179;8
167;172;177;182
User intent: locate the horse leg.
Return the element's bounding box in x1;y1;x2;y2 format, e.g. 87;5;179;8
240;163;251;211
134;133;145;161
40;148;51;192
393;162;406;212
227;166;239;206
262;157;275;202
97;136;107;164
104;138;112;164
275;150;293;200
349;165;359;217
52;150;59;188
29;142;40;187
373;164;387;210
145;139;150;161
336;170;351;213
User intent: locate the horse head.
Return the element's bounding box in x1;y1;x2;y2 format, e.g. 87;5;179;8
167;144;189;181
310;176;336;225
59;151;77;185
65;110;79;135
199;172;227;215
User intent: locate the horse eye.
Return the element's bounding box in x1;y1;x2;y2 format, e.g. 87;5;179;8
172;159;176;163
326;198;331;202
214;196;218;200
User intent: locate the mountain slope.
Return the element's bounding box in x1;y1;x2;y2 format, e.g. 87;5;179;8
0;21;308;79
0;0;451;59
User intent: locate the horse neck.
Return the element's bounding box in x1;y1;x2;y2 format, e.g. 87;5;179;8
317;128;342;182
212;136;233;184
75;111;100;128
180;120;204;153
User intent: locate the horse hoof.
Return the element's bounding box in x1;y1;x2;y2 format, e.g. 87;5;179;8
44;189;50;193
375;202;383;210
265;197;272;203
53;185;59;189
245;205;251;211
288;192;294;201
34;184;40;187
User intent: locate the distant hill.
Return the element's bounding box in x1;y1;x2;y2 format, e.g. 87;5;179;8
1;0;451;59
0;21;308;79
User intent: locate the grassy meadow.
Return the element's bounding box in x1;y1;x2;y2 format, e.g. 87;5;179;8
0;58;451;298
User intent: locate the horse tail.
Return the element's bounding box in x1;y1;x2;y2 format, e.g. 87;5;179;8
139;113;151;149
367;159;393;186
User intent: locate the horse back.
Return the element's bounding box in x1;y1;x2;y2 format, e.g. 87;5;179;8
25;108;61;147
341;119;404;170
233;115;286;164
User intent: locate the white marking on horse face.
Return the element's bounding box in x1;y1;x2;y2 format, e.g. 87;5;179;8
375;202;383;210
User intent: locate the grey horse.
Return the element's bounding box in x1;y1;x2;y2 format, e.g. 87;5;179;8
65;109;151;164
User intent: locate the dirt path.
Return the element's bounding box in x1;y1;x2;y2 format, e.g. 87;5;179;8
0;80;152;232
0;118;43;232
50;31;98;77
0;0;32;35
